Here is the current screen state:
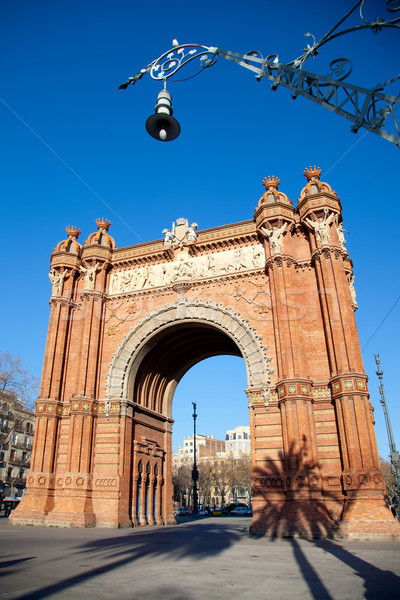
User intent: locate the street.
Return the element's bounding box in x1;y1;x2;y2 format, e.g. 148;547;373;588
0;516;399;599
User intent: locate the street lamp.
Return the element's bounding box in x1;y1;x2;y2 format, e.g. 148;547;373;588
145;83;180;142
119;2;400;146
192;401;199;516
374;354;400;507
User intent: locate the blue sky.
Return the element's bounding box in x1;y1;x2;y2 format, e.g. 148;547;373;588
1;0;399;457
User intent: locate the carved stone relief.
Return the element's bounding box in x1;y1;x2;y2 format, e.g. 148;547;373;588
109;244;265;294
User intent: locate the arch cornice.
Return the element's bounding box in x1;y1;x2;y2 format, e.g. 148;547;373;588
105;298;274;401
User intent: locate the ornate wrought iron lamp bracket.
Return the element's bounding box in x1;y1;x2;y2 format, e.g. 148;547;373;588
119;2;400;146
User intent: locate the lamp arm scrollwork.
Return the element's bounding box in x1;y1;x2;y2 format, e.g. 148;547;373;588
119;1;400;146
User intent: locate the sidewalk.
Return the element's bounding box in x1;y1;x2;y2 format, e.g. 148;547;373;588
0;515;399;599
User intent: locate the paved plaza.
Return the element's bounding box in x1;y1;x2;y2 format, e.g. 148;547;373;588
0;515;399;599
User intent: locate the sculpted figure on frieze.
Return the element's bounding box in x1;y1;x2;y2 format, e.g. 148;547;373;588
336;220;348;250
348;273;358;307
80;262;99;290
48;269;66;296
261;223;288;254
305;208;335;245
174;253;194;280
108;244;266;295
234;248;249;271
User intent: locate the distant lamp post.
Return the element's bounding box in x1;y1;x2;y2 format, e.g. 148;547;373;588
192;401;199;516
374;354;400;504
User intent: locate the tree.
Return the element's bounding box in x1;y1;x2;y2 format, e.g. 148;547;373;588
172;457;193;506
198;460;214;506
235;454;252;500
222;453;252;503
0;352;38;497
380;457;396;501
210;457;230;506
0;351;39;410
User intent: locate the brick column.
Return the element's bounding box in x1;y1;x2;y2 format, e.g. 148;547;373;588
9;400;62;525
77;291;105;398
41;273;76;400
139;473;148;525
155;475;164;525
147;474;156;525
132;475;140;526
331;375;393;527
163;422;175;525
39;299;62;400
301;192;398;536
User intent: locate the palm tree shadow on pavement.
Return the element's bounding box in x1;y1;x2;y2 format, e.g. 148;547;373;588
249;439;400;598
250;438;343;539
9;520;242;600
309;538;400;599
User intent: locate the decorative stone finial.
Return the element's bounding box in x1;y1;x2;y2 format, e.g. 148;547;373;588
84;218;115;248
96;218;111;231
303;166;322;182
262;176;280;192
66;226;81;238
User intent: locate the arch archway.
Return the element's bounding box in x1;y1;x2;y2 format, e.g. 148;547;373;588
107;298;273;407
106;299;273;526
13;189;398;538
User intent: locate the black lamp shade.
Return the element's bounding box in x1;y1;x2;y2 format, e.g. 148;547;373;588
145;113;181;141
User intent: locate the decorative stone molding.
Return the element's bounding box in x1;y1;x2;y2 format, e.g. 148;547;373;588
276;378;313;403
265;254;298;270
105;298;274;400
330;374;369;397
311;246;343;263
245;387;271;410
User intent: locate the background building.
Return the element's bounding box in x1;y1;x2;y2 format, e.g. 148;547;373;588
173;428;252;508
0;396;35;499
225;425;251;458
174;434;225;466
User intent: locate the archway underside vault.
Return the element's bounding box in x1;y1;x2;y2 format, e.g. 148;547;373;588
132;323;241;414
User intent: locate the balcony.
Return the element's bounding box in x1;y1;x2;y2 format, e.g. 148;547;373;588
12;440;32;450
7;457;31;467
14;477;27;488
4;475;26;487
14;424;26;434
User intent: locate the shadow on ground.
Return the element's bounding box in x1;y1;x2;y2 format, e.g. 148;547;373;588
3;517;399;600
6;520;244;600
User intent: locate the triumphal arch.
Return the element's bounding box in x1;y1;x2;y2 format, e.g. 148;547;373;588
12;167;399;538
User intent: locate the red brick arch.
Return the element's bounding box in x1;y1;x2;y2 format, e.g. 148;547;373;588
11;170;400;538
106;298;274;414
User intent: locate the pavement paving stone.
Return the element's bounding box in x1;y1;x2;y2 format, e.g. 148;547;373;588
0;516;399;599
